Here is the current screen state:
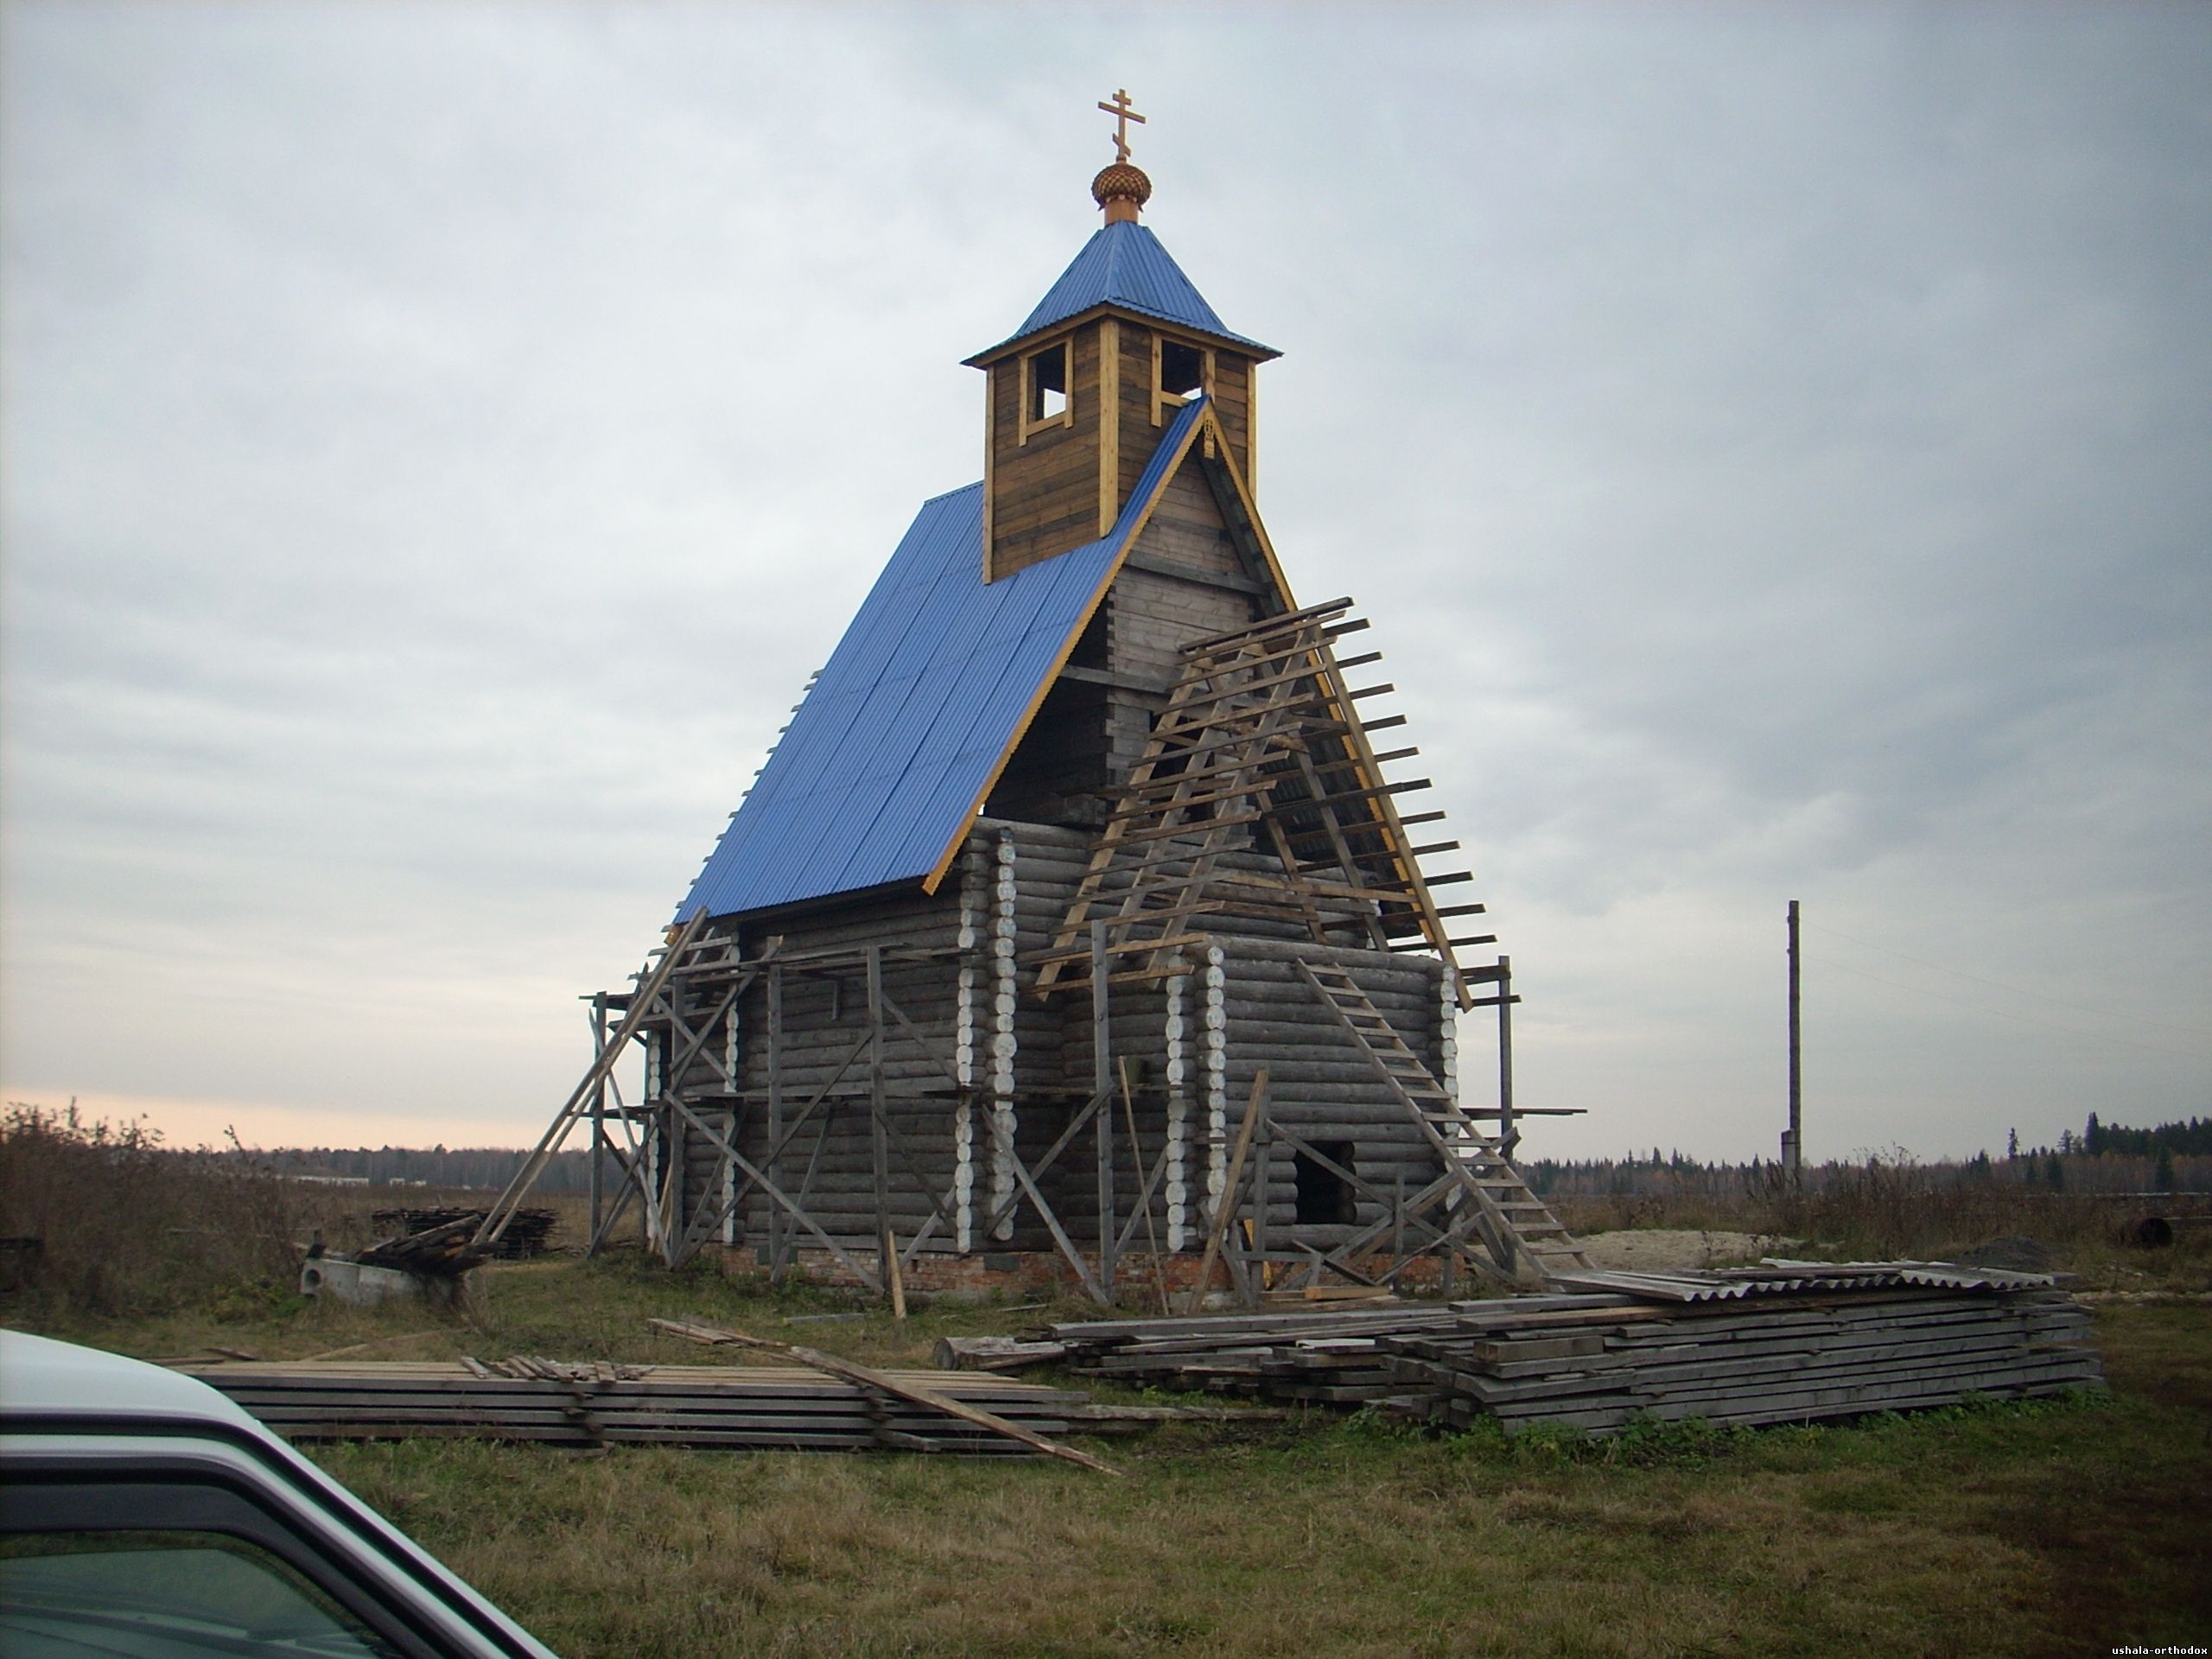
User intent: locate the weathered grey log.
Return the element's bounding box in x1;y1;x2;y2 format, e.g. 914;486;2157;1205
932;1336;1071;1371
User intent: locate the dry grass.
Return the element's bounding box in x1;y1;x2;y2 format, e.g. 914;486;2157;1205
306;1304;2210;1659
9;1159;2210;1656
1554;1150;2190;1263
0;1101;305;1319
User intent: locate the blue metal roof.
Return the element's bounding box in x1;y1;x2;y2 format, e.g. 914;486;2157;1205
974;221;1277;363
675;397;1215;923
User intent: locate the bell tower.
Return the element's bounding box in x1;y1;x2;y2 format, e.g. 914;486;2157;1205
965;92;1278;582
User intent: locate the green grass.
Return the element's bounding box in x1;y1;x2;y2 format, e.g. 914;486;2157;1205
15;1245;2211;1656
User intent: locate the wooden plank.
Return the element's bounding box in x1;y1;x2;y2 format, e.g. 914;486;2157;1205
648;1319;1120;1476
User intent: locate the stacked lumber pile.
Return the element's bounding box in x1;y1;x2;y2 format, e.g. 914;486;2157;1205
1052;1300;1468;1402
371;1206;556;1259
180;1358;1088;1457
1385;1262;2101;1434
1052;1264;2104;1436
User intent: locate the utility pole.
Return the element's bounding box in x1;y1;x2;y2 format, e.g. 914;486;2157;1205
1783;899;1802;1179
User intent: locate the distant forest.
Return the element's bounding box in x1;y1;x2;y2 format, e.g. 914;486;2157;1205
2075;1113;2212;1158
244;1114;2208;1198
262;1145;592;1193
1524;1112;2209;1199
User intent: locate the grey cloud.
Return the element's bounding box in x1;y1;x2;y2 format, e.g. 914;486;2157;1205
3;2;2205;1156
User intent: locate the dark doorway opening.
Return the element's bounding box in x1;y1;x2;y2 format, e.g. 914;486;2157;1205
1294;1141;1357;1225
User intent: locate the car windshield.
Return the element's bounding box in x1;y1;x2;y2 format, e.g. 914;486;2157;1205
0;1530;406;1657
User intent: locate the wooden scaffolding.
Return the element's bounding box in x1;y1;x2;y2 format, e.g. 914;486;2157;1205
480;594;1586;1300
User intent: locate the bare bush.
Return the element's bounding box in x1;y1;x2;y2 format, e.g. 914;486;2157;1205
0;1100;305;1320
1744;1149;2119;1259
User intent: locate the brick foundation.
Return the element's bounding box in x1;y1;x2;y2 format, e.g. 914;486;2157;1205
711;1245;1460;1301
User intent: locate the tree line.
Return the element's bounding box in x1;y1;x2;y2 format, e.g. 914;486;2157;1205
1524;1113;2208;1199
257;1145;594;1193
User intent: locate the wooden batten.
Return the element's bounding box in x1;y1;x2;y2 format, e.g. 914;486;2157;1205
981;370;995;580
1097;316;1121;537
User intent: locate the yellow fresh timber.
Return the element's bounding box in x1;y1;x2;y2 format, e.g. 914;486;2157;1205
1098;315;1121;537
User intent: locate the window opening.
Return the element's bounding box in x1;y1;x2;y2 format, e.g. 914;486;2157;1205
1160;339;1205;400
1027;341;1070;423
1294;1141;1357;1226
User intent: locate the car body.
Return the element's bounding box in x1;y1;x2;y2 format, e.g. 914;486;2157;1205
0;1330;560;1657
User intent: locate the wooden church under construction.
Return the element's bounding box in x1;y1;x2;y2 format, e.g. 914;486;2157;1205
486;98;1588;1302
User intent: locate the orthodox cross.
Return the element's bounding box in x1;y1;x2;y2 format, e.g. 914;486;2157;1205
1097;88;1146;163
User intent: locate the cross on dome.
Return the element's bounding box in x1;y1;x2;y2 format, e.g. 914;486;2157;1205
1090;91;1154;222
1096;88;1146;163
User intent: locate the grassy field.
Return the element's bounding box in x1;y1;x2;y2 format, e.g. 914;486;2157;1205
17;1238;2210;1659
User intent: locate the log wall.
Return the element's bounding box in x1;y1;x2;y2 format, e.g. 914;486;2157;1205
660;886;973;1254
652;816;1462;1262
1216;935;1452;1250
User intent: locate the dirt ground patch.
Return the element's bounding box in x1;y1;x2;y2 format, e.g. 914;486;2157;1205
1575;1228;1789;1269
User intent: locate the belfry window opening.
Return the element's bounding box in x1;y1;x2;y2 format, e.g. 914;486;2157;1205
1160;338;1205;400
1027;340;1071;426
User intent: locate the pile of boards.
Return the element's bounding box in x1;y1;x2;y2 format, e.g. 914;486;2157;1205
180;1357;1085;1456
1051;1262;2104;1436
1049;1303;1471;1403
369;1206;556;1260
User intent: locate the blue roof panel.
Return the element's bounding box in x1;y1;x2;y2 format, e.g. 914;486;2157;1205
984;222;1275;361
674;397;1213;922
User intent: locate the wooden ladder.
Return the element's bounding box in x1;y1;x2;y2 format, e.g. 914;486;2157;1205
1294;957;1590;1285
1032;598;1474;996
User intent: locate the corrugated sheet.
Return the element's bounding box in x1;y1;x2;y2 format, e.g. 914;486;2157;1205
979;221;1276;361
1550;1261;2059;1303
674;397;1214;923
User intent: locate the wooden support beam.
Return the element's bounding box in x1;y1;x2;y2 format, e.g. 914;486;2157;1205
766;961;785;1277
476;911;713;1251
1007;1145;1112;1304
1092;921;1116;1295
587;998;607;1252
868;946;894;1308
662;1096;884;1293
1294;777;1432;811
976;1085;1111;1240
1185;1070;1268;1315
1027;930;1211;974
1180;596;1352;653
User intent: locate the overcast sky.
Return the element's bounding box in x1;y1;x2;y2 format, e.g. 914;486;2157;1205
4;2;2207;1164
